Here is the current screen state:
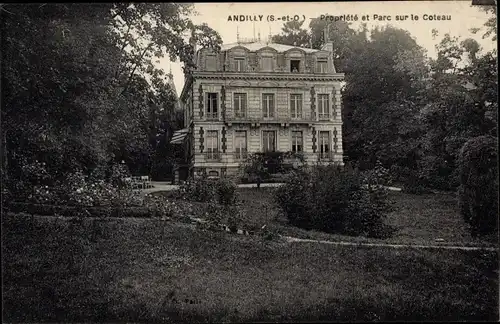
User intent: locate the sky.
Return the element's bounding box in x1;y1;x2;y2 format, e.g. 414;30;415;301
160;1;497;96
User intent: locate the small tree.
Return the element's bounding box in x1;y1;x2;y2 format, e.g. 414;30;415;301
274;163;394;238
458;135;498;237
239;153;270;185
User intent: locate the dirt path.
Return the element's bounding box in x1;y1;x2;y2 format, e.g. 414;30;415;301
8;213;496;252
282;236;498;252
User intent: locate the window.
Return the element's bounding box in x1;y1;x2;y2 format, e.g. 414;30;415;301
317;59;328;73
206;54;217;71
319;131;330;159
262;93;275;118
206;93;218;119
206;130;219;160
234;130;247;160
290;60;301;72
291;131;303;153
318;94;330;120
233;93;247;118
290;94;303;118
234;57;245;72
261;56;273;71
262;131;276;152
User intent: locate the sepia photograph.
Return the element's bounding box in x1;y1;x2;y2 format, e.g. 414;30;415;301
1;1;498;322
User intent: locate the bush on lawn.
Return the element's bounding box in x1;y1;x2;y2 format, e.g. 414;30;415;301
6;161;142;209
175;176;237;205
360;159;393;187
274;164;394;238
458;135;498;237
216;178;237;205
143;194;183;219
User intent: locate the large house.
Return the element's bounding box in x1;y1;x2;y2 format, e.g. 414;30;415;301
173;32;345;179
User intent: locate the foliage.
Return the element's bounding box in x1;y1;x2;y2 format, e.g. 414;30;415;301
175;176;238;205
1;3;222;195
175;176;217;203
9;164;143;210
458;135;498;237
271;20;311;48
274;165;393;238
360;160;393;187
271;9;497;192
239;151;304;182
143;194;182;219
215;178;237;205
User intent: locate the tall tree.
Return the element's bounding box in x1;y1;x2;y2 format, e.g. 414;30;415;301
271;20;311;47
1;3;222;186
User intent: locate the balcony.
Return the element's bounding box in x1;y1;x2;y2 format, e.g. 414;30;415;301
318;151;335;161
318;113;331;121
225;114;316;126
206;112;219;121
205;151;221;161
233;151;248;162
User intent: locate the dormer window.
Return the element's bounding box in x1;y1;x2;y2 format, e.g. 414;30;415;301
261;56;274;72
290;60;301;73
234;57;245;72
205;53;217;71
317;59;328;73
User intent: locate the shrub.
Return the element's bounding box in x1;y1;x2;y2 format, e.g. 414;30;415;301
143;194;182;219
458;135;498;237
215;178;237;205
175;176;238;205
361;160;393;187
11;166;143;209
175;176;217;203
274;164;393;238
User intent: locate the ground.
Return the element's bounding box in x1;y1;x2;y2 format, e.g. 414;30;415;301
156;188;497;247
2;189;498;322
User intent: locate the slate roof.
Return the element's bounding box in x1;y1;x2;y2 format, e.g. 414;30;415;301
220;41;320;53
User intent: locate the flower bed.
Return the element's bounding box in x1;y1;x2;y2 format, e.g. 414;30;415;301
5;202;151;218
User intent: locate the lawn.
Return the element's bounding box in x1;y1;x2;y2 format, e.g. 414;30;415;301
232;188;498;247
2;213;498;322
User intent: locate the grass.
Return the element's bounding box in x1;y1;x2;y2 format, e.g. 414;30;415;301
2;213;498;322
232;188;498;247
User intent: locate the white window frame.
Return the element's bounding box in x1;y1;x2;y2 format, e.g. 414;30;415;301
317;59;328;73
234;130;248;160
318;130;330;159
206;92;219;120
291;130;303;153
206;130;219;160
290;93;303;119
317;94;330;120
233;92;247;118
262;93;275;118
262;130;277;153
234;57;245;72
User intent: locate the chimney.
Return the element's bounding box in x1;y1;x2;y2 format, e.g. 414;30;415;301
320;23;336;73
321;23;334;53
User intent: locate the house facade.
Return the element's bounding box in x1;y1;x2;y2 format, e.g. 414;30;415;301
177;36;345;178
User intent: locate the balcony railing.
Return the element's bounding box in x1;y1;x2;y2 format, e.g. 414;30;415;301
206;112;219;120
233;151;248;161
318;151;334;161
233;112;247;119
205;151;221;161
318;113;330;120
223;113;339;123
